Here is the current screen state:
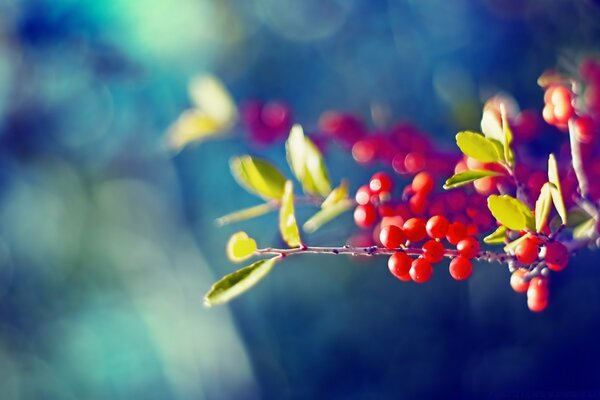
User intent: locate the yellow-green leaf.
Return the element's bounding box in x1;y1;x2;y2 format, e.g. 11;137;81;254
483;225;507;244
443;170;502;189
166;109;226;151
303;199;354;234
321;180;349;209
226;231;257;262
188;74;238;126
204;258;277;307
548;154;567;225
504;233;531;254
500;104;515;166
456;131;502;163
573;217;596;239
215;203;275;226
534;182;553;233
488;194;534;231
279;181;301;248
286;125;331;197
230;156;287;200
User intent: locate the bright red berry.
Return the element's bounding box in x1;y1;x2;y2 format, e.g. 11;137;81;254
388;252;412;281
456;237;480;259
515;237;540;264
409;257;433;283
544;241;569;271
422;240;445;263
379;225;406;249
446;221;467;245
412;171;434;194
355;185;372;205
527;295;548;312
573;116;596;144
509;269;529;293
369;172;393;194
527;277;549;312
403;218;427;242
426;215;449;239
354;204;377;228
449;256;473;280
408;192;428;214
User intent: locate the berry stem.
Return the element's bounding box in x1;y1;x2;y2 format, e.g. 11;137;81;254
568;118;590;199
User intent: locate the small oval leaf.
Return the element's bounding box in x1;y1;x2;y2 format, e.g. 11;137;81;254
286;125;331;197
226;231;257;262
204;258;278;307
303;199;354;234
230;156;287;200
548;154;568;225
215;203;275;226
483;225;507;244
279;181;302;248
456;131;502;163
535;182;553;233
443;170;502;189
188;74;238;125
573;218;596;239
321;180;349;209
166;110;226;151
488;194;534;231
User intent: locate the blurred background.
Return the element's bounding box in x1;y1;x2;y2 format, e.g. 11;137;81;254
1;0;600;399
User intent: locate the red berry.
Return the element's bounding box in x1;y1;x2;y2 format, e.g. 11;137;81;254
369;172;393;194
409;257;433;283
550;85;572;107
403;218;427;242
352;139;377;164
573;116;596;144
354;204;377;228
515;237;540;264
412;172;434;194
553;102;574;124
355;185;372;205
527;277;549;312
388;252;412;281
527;296;548;312
408;192;428;214
404;152;425;173
456;237;480;259
422;240;445;263
446;221;467;245
449;256;473;280
426;215;449;239
510;269;529;293
379;225;406;249
544;241;569;271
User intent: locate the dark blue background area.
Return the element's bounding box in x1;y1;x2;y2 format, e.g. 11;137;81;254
1;1;600;399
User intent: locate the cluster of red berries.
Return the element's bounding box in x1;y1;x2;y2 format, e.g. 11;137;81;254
241;100;292;144
508;235;569;312
542;85;575;130
380;213;480;283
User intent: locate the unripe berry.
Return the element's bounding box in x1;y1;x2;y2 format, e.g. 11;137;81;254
515;237;540;264
426;215;449;239
379;225;406;249
456;237;480;259
446;221;467;245
403;218;427;242
412;171;434;194
354;204;377;228
355;185;372;205
410;257;433;283
449;256;473;280
388;252;412;281
422;240;445;263
369;172;393;194
543;241;569;271
509;268;529;293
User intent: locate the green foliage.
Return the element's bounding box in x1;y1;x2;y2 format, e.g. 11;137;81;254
443;170;502;189
321;180;349;209
535;182;553;233
500;105;515;166
286;124;332;197
487;194;534;231
483;225;507;244
215;203;274;226
303;199;354;234
279;181;302;248
204;258;278;307
230;155;287;200
226;231;257;262
455;131;503;163
548;154;567;225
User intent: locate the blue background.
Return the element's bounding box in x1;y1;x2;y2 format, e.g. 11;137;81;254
1;0;600;399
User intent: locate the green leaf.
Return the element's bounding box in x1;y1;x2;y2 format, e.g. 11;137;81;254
500;105;515;166
548;154;567;225
443;170;502;189
455;131;502;163
226;231;257;262
483;225;507;244
321;179;349;209
573;218;596;239
215;203;275;226
204;258;278;307
303;199;354;234
534;182;553;233
504;233;531;254
488;194;534;231
286;124;331;197
230;156;287;200
279;181;302;248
